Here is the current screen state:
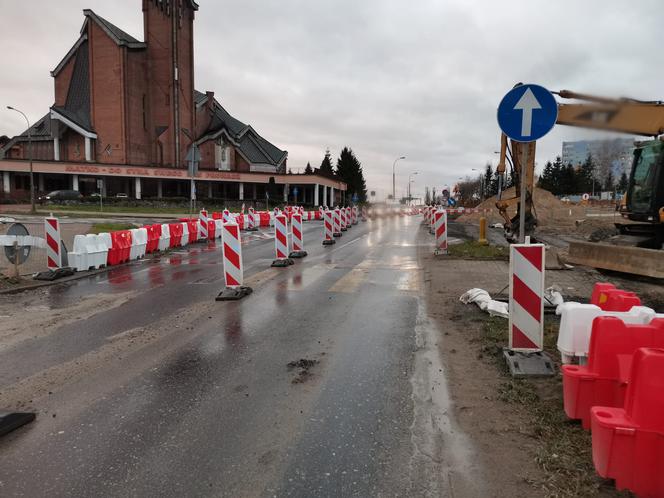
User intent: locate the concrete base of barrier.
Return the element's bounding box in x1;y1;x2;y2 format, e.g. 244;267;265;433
434;248;448;256
503;349;556;377
289;250;308;258
0;411;35;437
271;258;294;267
322;240;336;246
341;227;348;232
216;286;253;301
333;233;342;238
33;267;75;281
245;227;259;232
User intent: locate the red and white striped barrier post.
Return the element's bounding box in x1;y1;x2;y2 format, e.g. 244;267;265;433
508;243;545;351
361;206;367;221
216;220;253;301
45;216;63;269
340;207;348;231
271;213;293;267
429;207;437;234
351;206;358;225
246;207;258;231
433;209;448;255
322;210;336;245
333;208;342;237
289;212;307;258
345;207;353;228
199;210;209;241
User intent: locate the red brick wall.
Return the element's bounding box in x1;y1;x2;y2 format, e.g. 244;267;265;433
236;152;250;173
63;130;85;162
54;54;76;107
125;50;150;165
88;21;126;164
199;140;215;169
143;0;196;168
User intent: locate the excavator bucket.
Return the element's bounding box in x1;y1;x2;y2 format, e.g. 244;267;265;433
567;242;664;279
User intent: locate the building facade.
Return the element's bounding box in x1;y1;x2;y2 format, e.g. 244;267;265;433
561;138;635;177
1;1;345;205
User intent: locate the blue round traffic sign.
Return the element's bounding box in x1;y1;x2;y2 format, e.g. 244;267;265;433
497;84;558;142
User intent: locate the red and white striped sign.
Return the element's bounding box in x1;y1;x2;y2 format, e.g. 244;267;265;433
434;209;448;255
248;207;257;229
274;214;290;259
509;244;545;351
346;207;352;227
323;210;335;242
221;221;244;288
222;209;233;224
351;206;358;224
45;216;62;269
333;208;341;235
340;208;347;231
199;211;209;240
291;213;305;252
361;206;367;221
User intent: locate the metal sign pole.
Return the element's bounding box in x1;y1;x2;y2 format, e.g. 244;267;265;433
519;145;529;243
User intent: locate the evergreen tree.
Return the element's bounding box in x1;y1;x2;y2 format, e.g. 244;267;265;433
484;164;494;197
562;163;576;195
319;149;335;176
578;153;597;194
335;147;368;203
604;170;615;191
288;168;293;175
304;162;313;174
617;171;629;192
538;160;554;192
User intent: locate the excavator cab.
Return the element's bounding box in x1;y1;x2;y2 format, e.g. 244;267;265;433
618;139;664;248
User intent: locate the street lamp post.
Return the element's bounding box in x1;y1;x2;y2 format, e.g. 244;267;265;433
408;171;418;206
392;156;405;203
7;106;35;213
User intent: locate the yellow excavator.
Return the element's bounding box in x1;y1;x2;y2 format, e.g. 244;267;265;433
495;87;664;278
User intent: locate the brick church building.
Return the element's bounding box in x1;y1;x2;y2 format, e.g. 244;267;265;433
1;1;345;205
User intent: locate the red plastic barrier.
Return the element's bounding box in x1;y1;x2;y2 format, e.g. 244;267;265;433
207;219;216;240
143;225;159;254
590;283;641;311
168;223;183;247
212;212;223;220
187;220;198;243
562;317;664;429
259;212;271;227
591;346;664;496
109;231;132;265
234;214;245;230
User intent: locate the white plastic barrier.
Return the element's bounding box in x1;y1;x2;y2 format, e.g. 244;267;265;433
98;232;112;266
85;234;108;269
129;228;148;260
69;235;90;271
181;223;189;247
158;224;171;251
556;302;657;364
215;219;223;237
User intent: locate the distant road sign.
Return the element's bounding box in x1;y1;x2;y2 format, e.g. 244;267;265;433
4;223;30;264
370;191;376;197
293;187;299;197
497;84;558;142
352;193;359;203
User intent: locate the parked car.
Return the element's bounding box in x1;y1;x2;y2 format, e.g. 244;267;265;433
115;193;128;198
38;190;83;203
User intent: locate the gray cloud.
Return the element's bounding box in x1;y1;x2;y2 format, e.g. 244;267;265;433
1;0;663;199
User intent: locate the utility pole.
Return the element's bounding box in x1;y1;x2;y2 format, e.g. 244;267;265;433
392;156;405;203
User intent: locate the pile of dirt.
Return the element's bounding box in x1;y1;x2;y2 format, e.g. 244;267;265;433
457;187;587;228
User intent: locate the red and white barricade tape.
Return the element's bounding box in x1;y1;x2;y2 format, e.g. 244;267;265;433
434;209;448;255
509;243;545;351
45;216;62;269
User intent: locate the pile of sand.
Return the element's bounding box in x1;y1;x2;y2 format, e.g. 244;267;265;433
457;187;587;228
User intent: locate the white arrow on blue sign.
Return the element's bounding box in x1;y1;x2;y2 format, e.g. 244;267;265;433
497;84;558;142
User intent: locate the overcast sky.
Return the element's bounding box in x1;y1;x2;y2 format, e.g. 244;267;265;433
2;0;663;200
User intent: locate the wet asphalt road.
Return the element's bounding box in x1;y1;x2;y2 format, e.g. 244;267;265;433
0;216;480;497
